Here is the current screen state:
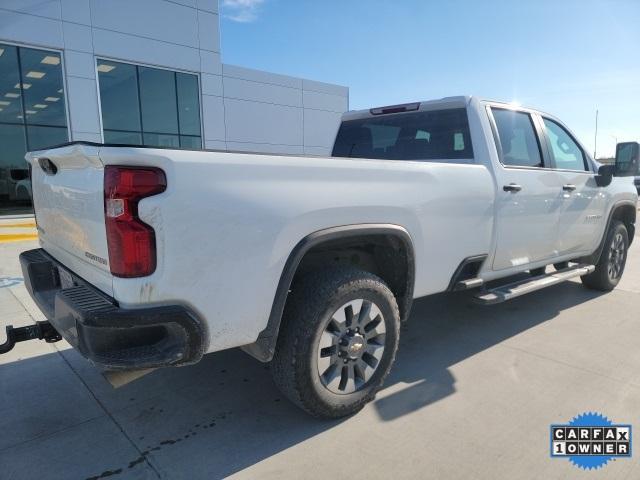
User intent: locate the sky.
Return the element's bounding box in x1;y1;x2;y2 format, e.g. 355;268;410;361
220;0;639;158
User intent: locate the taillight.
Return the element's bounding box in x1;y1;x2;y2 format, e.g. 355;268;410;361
104;166;166;278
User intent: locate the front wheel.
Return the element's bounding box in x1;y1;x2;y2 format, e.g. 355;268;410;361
581;220;629;291
271;267;400;418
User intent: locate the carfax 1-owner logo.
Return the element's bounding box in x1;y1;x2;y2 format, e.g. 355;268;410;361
551;412;632;470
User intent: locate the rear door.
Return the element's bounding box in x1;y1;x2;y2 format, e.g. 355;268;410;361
488;106;565;271
537;115;604;255
28;144;113;296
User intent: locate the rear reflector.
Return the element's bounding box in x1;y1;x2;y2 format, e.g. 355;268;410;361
104;166;166;278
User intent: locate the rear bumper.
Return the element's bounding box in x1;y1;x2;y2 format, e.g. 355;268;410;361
19;248;206;370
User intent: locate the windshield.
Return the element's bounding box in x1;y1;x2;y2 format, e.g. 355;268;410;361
332;108;474;162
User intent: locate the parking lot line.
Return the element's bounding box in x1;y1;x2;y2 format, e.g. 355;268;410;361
0;222;37;229
0;233;38;244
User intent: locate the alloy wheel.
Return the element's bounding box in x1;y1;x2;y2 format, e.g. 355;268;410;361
316;299;386;394
607;232;626;281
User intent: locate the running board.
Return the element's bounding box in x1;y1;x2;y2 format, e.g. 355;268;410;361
474;264;595;305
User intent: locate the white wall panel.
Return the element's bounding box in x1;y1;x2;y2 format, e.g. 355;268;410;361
201;73;223;97
64;50;95;78
72;131;102;142
92;29;200;72
197;0;218;13
223;64;302;89
204;140;227;150
0;10;64;48
197;10;220;52
89;0;199;48
62;22;93;52
224;98;302;146
200;50;222;75
219;64;347;153
1;0;61;20
304;109;342;148
304;145;332;156
60;0;90;24
66;76;101;133
303;79;348;97
223;77;302;107
303;90;347;112
202;95;226;141
171;0;197;7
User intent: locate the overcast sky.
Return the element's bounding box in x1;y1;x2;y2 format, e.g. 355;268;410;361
220;0;639;158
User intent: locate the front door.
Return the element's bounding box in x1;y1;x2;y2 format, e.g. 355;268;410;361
489;106;565;271
538;116;605;255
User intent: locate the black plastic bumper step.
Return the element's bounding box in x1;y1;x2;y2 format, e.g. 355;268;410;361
474;264;595;305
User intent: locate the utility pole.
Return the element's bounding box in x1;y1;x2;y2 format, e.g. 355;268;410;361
594;109;599;159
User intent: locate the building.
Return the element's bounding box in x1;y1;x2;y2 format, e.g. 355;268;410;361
0;0;349;215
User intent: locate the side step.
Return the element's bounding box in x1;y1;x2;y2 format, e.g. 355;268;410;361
474;264;595;305
454;277;484;291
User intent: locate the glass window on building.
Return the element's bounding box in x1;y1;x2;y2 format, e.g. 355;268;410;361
0;43;68;215
97;60;202;149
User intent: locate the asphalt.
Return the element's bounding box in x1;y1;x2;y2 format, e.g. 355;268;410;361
1;233;639;480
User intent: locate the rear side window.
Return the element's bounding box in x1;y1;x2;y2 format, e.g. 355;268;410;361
491;108;543;168
332;108;474;163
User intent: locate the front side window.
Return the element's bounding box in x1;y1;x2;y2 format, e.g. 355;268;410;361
542;118;587;171
332;108;474;162
0;43;68;214
491;108;543;168
97;60;201;149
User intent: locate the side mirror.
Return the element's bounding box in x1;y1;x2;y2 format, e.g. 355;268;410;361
614;141;640;177
595;164;614;187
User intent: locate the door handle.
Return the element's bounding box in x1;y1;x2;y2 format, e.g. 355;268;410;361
503;183;522;193
562;184;577;192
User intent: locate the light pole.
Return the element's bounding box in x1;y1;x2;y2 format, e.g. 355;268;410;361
594;109;599;159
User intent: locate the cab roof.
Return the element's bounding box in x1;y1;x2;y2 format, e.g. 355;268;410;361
341;95;554;121
341;96;472;121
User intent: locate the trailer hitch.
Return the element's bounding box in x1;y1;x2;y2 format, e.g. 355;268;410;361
0;321;62;354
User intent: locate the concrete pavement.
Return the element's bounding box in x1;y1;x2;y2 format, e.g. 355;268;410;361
1;236;639;479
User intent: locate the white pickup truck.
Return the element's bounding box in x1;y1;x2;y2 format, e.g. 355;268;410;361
11;96;638;418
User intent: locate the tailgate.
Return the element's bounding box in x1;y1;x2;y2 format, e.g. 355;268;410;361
27;144;114;297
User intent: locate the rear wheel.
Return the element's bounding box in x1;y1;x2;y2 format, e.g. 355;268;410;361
581;220;629;291
271;267;400;418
